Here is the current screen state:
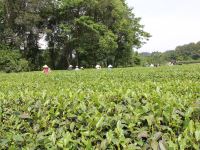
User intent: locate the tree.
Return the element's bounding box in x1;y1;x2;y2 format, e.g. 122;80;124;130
58;0;150;67
1;0;49;69
175;42;200;61
0;0;150;70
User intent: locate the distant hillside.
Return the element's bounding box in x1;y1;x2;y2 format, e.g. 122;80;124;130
138;41;200;65
174;41;200;60
140;52;151;56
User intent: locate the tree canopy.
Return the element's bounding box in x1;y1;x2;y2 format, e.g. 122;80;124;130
0;0;150;70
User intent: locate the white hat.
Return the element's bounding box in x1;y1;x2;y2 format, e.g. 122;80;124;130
108;64;113;68
43;65;48;68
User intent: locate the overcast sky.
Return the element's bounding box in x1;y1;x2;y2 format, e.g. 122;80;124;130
126;0;200;52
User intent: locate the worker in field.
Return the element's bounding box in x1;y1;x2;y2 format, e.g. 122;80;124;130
75;66;80;71
95;64;101;69
150;64;154;67
108;64;113;69
42;65;50;74
68;64;73;70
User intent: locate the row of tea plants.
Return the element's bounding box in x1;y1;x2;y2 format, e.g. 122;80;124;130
0;64;200;149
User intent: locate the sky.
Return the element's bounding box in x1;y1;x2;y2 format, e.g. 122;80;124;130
126;0;200;52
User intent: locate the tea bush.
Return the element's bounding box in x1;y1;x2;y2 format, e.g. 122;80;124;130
0;64;199;149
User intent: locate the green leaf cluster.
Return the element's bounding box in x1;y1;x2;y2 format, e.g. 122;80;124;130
0;64;199;149
0;0;150;69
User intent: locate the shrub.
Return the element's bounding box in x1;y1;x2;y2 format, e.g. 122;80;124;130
0;50;29;73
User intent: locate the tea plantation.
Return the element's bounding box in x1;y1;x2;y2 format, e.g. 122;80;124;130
0;65;200;149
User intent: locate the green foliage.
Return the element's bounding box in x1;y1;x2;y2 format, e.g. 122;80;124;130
141;41;200;65
175;42;200;60
132;55;141;66
0;0;150;69
0;64;199;149
0;50;29;73
146;52;164;65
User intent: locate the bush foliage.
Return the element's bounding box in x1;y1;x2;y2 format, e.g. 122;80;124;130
0;65;199;149
0;50;29;73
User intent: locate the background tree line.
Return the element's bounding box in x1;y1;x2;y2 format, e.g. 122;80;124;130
139;41;200;66
0;0;150;72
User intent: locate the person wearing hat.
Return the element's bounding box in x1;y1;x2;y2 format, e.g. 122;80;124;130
43;65;50;74
108;64;113;69
68;64;73;70
75;66;80;71
95;64;101;69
